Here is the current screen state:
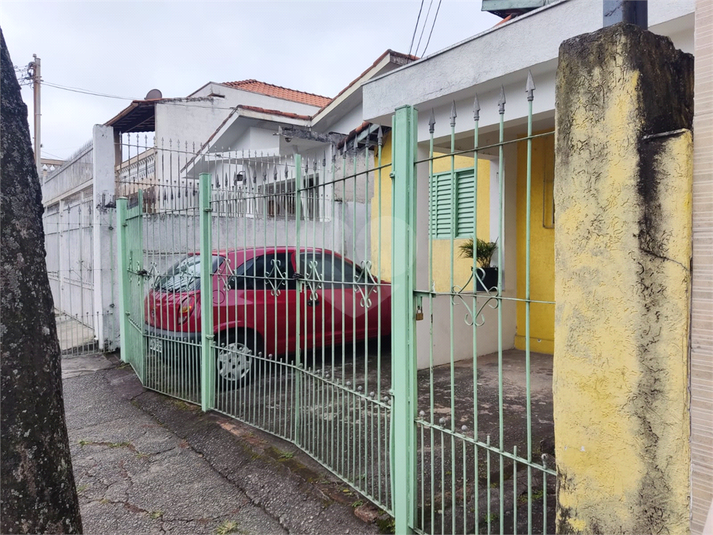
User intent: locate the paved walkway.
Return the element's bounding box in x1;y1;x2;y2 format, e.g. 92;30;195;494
62;353;381;535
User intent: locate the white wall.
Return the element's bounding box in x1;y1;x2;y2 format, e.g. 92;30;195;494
363;0;694;133
141;201;368;280
43;142;93;204
329;103;364;136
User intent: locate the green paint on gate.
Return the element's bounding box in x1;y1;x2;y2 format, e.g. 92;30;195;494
391;106;418;535
118;191;146;381
116;75;555;534
117;198;129;364
200;173;215;412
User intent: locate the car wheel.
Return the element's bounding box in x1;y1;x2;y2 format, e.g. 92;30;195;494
215;331;257;389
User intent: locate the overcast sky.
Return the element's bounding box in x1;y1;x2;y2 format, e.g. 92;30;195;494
1;1;499;161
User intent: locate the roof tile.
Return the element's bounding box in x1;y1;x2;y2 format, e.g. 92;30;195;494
222;79;331;108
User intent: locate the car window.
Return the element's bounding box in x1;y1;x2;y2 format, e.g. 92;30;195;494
299;251;364;287
155;255;224;292
231;252;296;291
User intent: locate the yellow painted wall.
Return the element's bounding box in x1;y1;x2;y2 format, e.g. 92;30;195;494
370;132;490;294
554;24;693;533
515;132;555;354
431;152;490;292
370;133;393;281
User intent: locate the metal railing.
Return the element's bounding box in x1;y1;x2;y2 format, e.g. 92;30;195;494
117;72;556;533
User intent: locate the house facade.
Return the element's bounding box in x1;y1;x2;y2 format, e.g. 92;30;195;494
363;0;709;532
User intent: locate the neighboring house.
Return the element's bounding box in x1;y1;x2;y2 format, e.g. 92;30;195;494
362;0;694;362
40;157;64;180
105;82;331;209
183;49;417;203
177;50;417;263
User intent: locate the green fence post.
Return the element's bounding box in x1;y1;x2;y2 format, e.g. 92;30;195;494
135;190;145;383
200;173;215;412
294;154;303;446
116;197;129;363
391;105;418;534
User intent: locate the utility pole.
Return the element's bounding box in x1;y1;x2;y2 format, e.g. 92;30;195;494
28;55;41;174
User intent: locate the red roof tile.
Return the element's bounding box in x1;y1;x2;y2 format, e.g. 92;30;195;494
222;79;331;108
237;105;312;121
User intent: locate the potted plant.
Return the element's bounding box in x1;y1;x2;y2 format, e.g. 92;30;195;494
459;238;498;292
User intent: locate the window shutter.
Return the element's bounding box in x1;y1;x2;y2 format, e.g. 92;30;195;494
429;169;476;239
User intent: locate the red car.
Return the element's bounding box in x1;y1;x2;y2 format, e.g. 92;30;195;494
145;247;391;387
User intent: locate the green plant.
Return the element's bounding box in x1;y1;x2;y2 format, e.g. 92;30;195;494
377;515;395;534
458;238;497;268
215;520;240;535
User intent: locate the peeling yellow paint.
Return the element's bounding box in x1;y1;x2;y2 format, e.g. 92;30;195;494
567;517;587;532
555;28;692;534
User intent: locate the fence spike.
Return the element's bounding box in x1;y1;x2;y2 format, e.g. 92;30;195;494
498;86;507;115
429;109;436;134
473;93;481;121
377;126;383;147
526;70;536;101
449;101;457;127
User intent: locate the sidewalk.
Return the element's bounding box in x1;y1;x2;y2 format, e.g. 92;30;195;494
62;353;383;535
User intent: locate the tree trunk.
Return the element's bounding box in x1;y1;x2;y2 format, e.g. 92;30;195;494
0;27;83;534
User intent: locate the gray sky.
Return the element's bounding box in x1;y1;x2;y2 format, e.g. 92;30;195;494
1;1;499;160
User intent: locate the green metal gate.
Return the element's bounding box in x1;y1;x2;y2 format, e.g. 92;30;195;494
117;71;555;534
118;191;146;382
389;76;556;534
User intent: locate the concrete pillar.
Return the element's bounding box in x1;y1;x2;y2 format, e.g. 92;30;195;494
92;124;118;351
553;24;693;534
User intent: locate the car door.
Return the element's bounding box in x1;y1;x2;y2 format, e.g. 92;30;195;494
223;251;298;358
297;250;333;355
334;255;388;342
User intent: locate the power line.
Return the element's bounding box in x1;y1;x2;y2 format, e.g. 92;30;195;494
41;81;138;101
39;80;239;111
420;0;443;57
41;149;65;160
407;0;426;58
414;0;435;60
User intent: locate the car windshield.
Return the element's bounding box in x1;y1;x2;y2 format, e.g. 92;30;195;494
154;255;223;292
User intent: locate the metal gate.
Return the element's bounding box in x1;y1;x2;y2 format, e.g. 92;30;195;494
117;72;555;534
391;91;556;534
118;193;147;382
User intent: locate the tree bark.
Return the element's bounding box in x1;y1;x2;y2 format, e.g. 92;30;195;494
0;27;83;534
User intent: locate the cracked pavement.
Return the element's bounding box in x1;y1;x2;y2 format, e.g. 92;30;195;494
62;353;381;535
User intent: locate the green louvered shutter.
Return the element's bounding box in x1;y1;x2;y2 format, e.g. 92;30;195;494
429;169;475;239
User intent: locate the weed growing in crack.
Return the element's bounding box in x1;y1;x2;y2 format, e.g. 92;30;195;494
215;520;240;534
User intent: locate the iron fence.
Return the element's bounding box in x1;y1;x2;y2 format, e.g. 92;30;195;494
117;71;556;534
